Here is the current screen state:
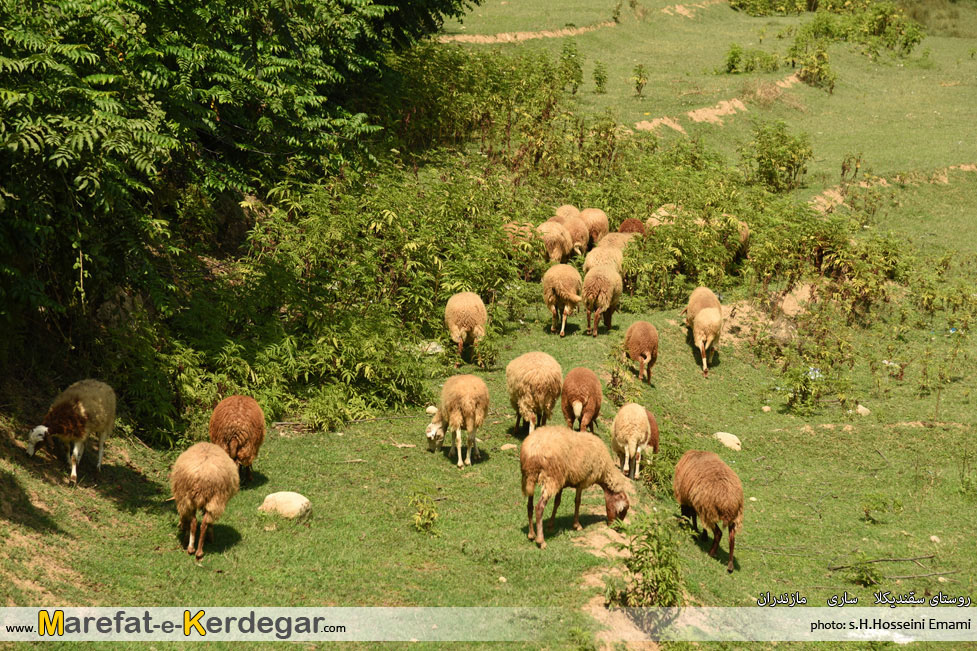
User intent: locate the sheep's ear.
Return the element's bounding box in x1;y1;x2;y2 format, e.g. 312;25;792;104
425;405;438;415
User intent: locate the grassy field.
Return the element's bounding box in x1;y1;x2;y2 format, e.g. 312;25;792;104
4;0;977;648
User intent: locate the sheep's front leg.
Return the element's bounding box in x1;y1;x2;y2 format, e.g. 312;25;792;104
622;448;630;477
455;428;464;469
534;489;551;549
634;449;642;480
187;515;198;555
572;489;583;530
69;440;85;482
546;490;562;531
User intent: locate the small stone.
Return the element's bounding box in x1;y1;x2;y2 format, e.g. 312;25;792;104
856;404;871;416
930;535;941;544
761;406;772;413
749;497;758;502
938;577;948;583
500;444;518;451
714;432;741;451
498;576;507;583
258;491;311;519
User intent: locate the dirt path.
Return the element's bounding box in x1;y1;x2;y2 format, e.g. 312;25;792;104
439;20;616;44
810;163;977;214
661;0;725;19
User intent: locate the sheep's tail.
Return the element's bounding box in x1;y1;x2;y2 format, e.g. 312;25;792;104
700;342;708;374
568;291;582;304
228;437;240;461
521;467;539;497
572;401;583;420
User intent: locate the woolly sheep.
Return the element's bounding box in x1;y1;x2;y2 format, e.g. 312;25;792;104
560;367;602;433
673;450;743;572
209;395;265;484
611;403;652;479
596;232;638;251
618;218;646;235
444;292;488;364
551;214;589;255
583;246;623;275
170;442;240;560
424;374;489;468
582;265;623;337
579;208;610;246
506;352;562;435
555;204;581;221
542;264;582;337
644;408;660;456
624;320;660;382
683;287;723;377
537;221;573;263
520;425;630;549
27;379;116;483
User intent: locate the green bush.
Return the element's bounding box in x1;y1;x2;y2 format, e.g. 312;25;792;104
723;43;782;73
740;120;813;192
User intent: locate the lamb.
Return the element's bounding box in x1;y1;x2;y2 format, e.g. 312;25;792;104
611;403;652;479
673;450;743;572
506;352;562;435
582;265;623;337
27;379;116;483
542;264;582;337
170;442;240;560
520;425;630;549
618;218;646;235
424;374;489;468
550;214;589;255
209;395;265;483
560;367;602;433
682;286;723;377
624;320;660;382
583;246;623;275
596;232;638;251
537;221;574;263
444;292;488;364
579;208;610;246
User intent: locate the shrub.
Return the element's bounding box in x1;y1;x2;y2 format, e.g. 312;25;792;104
614;510;683;607
723;43;782;73
740;120;813;192
593;60;608;94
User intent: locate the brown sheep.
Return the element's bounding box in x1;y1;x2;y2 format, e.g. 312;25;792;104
542;264;582;337
560;367;602;433
551;214;589;255
537;221;574;263
583;246;623;275
645;408;660;455
618;218;646;235
579;208;610;246
506;352;563;435
170;442;240;560
27;379;116;483
209;395;265;483
624;321;660;382
555;204;581;221
425;374;490;468
444;292;488;364
582;265;623;337
520;425;630;549
673;450;743;573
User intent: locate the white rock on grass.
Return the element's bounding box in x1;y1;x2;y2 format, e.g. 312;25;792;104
761;406;772;413
856;404;871;416
258;491;311;519
500;444;518;451
714;432;741;451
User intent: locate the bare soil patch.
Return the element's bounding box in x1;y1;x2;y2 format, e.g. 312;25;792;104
439;20;616;44
661;0;724;19
811;164;977;214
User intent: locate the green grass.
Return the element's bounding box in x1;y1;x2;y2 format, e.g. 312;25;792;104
442;0;619;35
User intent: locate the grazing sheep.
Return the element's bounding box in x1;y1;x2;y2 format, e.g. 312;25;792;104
579;208;610;246
506;352;562;435
611;403;652;479
582;265;623;337
209;395;265;483
618;218;646;235
551;214;589;255
424;374;489;468
683;287;723;377
729;216;750;258
560;367;602;433
673;450;743;573
444;292;488;364
520;425;630;549
624;320;660;382
583;246;623;275
170;442;240;560
537;221;574;263
644;408;660;455
555;204;581;221
596;232;638;251
27;379;116;483
542;264;582;337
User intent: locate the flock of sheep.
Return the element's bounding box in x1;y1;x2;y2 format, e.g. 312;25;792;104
437;204;743;571
27;383;264;559
22;203;743;571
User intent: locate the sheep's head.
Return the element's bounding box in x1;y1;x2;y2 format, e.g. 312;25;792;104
26;425;49;457
603;488;630;523
425;406;445;452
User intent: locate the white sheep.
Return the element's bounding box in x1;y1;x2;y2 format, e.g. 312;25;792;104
611;403;652;479
444;292;488;365
542;264;582;337
582;265;623;337
170;442;240;560
506;352;562;435
683;286;723;377
425;374;489;468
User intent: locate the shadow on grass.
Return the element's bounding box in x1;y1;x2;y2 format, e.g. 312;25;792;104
525;512;607;542
173;523;242;558
539;321;582;337
94;462;169;515
692;525;739;573
438;445;492;466
0;468;66;534
685;326;722;374
240;469;269;490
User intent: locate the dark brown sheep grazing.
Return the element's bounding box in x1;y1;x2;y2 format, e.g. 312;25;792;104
673;450;743;572
618;218;646;235
170;442;239;560
209;395;265;483
624;320;660;382
560;367;602;433
645;408;660;455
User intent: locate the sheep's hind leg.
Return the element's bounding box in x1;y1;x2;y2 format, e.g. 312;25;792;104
187;515;198;555
96;428;109;474
195;511;212;560
708;524;722;558
546;490;562;531
727;523;736;573
560;305;570;337
534;489;551;548
526;495;536;541
549;303;559;333
455;428;464;469
572;489;583;530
